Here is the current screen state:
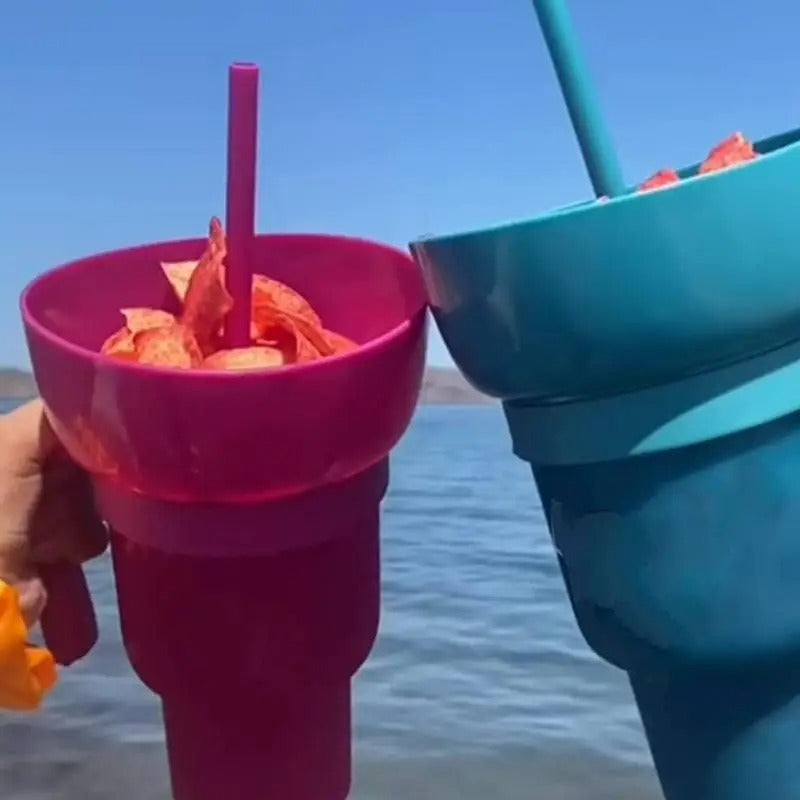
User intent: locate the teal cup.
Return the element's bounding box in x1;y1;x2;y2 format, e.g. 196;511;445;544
411;131;800;800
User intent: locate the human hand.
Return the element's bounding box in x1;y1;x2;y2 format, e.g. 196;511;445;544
0;398;107;709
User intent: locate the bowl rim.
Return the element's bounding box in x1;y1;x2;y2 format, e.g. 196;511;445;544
410;126;800;248
21;232;427;381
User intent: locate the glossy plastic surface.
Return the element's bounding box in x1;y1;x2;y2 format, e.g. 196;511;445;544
23;234;427;502
22;234;427;799
530;410;800;799
631;665;800;800
39;563;98;666
224;63;258;348
110;461;386;800
505;337;800;464
412;127;800;402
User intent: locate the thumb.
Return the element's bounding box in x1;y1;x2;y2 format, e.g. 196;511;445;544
9;576;47;629
1;398;60;467
0;399;56;626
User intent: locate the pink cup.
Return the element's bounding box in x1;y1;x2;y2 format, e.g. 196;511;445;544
21;233;427;800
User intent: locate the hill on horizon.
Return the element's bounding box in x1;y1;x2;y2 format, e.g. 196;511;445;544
0;366;493;405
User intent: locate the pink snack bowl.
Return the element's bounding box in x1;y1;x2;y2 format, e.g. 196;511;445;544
22;233;427;503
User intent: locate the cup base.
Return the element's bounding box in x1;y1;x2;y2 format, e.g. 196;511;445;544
631;662;800;800
164;682;351;800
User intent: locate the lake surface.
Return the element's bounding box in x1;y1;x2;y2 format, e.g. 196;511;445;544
0;404;662;799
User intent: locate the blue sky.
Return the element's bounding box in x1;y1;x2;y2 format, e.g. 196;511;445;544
2;0;799;368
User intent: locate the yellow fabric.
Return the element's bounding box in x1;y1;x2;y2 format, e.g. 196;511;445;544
0;580;57;710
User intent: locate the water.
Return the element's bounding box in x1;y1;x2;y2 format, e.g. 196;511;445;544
0;404;662;799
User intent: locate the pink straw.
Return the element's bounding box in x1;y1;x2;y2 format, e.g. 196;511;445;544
224;63;260;348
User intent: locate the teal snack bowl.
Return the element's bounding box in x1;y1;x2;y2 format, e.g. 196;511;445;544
411;128;800;403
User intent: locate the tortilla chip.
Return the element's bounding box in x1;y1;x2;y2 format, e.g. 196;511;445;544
180;218;234;353
638;133;758;194
132;324;202;368
101;217;358;371
100;327;138;360
121;308;176;334
166;262;320;324
323;329;358;356
292;330;323;363
252;275;321;328
202;346;284;371
639;169;680;192
161;260;198;301
700;132;757;175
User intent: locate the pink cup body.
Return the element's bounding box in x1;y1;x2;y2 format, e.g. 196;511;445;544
21;234;427;799
103;460;387;800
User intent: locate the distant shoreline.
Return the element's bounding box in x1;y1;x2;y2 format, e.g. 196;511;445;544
0;366;495;406
420;367;495;405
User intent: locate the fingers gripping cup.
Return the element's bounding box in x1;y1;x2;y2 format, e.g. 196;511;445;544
21;64;427;800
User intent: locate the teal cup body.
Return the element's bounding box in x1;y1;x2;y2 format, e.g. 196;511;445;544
411;129;800;800
533;408;800;800
513;352;800;800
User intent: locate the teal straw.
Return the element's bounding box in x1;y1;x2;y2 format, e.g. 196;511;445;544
532;0;625;197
